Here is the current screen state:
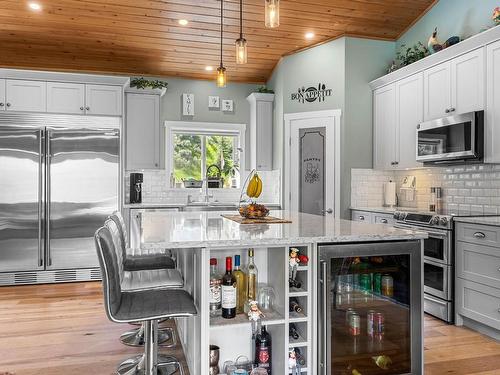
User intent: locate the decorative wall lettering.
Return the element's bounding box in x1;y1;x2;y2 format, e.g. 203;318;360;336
291;83;332;103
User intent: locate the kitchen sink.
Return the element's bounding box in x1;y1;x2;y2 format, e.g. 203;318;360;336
182;203;238;212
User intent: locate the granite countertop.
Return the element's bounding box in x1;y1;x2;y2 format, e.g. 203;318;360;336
139;210;427;249
453;216;500;226
350;206;423;214
123;202;282;209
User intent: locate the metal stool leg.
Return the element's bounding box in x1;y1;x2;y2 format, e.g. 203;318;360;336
121;324;175;347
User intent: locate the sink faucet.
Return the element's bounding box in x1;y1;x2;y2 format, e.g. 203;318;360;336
201;179;213;203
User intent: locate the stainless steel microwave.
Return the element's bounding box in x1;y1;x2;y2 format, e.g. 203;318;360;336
416;111;484;164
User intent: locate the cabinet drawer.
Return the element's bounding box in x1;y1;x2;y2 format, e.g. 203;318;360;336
456;223;500;248
456;278;500;330
373;213;395;225
351;210;373;224
456;242;500;288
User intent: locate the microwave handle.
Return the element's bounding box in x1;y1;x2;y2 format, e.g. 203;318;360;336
319;260;328;375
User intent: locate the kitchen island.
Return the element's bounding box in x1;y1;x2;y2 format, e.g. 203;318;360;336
135;210;426;375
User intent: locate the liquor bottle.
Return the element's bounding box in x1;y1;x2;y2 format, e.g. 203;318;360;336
289;298;303;313
221;256;237;319
247;248;258;301
255;325;272;374
209;258;222;314
233;255;247;314
289;323;300;340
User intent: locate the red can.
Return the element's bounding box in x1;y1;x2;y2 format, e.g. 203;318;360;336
374;312;385;339
349;313;361;336
367;310;376;337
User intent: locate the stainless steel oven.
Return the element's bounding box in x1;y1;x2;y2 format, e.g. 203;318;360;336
416;111;484;164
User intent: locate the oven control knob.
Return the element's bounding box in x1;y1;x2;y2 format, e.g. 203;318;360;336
440;217;449;226
393;211;400;220
430;216;440;225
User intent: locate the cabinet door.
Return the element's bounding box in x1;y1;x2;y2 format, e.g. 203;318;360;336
373;84;396;170
486;40;500;163
451;48;485;114
47;82;85;114
5;79;46;112
423;62;451;121
85;84;122;116
126;93;160;169
351;210;373;224
395;73;424;169
255;100;273;170
0;79;5;111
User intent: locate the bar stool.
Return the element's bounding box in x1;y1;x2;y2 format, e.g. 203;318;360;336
109;212;178;348
95;224;197;375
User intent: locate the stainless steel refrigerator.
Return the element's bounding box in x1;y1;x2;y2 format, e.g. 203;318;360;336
0;113;120;285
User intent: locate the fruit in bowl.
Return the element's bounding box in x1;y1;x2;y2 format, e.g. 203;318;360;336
239;203;270;219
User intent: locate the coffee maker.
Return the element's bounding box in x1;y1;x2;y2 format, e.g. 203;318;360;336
129;173;143;204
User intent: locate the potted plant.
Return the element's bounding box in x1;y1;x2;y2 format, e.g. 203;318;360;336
128;77;168;96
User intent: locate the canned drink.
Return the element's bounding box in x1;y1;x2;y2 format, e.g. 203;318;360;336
360;274;372;294
373;273;382;294
335;275;342;293
367;310;376;337
374;312;384;339
381;275;394;297
345;308;355;326
344;274;354;292
349;313;361;336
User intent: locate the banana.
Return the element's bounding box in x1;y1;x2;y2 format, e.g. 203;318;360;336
246;175;258;197
254;176;263;198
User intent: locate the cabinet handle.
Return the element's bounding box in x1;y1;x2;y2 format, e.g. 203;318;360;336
0;103;4;107
80;106;84;111
445;109;450;113
450;108;455;112
381;219;388;224
473;232;486;239
359;216;365;221
85;106;90;111
154;163;158;167
6;103;11;107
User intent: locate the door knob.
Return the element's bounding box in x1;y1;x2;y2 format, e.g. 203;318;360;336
322;208;333;214
0;103;4;107
445;109;450;113
6;103;11;107
80;106;84;110
85;106;90;111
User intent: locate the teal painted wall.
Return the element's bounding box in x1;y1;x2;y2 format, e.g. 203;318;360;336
397;0;499;51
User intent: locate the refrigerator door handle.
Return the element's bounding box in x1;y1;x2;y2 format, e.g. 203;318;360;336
38;130;44;268
45;129;52;267
319;260;328;375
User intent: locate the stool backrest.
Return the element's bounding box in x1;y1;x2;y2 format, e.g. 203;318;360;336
94;223;124;322
109;211;128;257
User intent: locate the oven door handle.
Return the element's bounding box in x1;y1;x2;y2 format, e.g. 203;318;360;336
394;224;449;238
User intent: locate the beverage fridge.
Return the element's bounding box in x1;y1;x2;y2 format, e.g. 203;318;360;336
0;113;120;285
318;241;423;375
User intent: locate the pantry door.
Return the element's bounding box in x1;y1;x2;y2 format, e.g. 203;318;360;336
285;110;341;217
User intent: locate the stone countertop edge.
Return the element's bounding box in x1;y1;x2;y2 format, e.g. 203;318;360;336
453;216;500;226
123;202;282;209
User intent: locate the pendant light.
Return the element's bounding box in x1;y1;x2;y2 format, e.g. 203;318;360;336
216;0;227;87
265;0;280;28
235;0;247;64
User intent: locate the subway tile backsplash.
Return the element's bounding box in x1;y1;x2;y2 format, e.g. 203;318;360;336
351;165;500;215
125;169;281;205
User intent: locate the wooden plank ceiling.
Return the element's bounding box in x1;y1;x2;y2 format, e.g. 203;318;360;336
0;0;436;83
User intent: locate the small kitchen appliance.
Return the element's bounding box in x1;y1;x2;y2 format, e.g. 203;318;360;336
130;172;143;204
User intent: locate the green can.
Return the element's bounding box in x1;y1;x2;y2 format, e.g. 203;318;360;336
373;273;382;294
359;274;372;293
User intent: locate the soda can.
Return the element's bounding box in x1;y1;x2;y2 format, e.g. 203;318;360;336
345;308;355;326
373;273;382;294
344;274;354;292
360;274;372;294
367;310;376;337
374;312;384;339
335;275;342;293
349;313;361;336
381;275;394;297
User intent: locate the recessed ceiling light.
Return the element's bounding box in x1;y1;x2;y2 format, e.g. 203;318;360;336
205;66;214;71
28;2;42;11
305;32;315;40
178;19;189;26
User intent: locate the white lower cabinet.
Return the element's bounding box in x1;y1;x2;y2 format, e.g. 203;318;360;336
85;84;122;116
5;79;46;112
486;39;500;163
351;210;374;224
47;82;85;114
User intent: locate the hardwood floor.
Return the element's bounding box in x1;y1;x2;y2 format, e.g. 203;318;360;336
0;282;499;374
0;282;189;375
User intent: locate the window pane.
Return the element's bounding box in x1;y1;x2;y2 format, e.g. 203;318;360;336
173;134;202;182
206;135;239;188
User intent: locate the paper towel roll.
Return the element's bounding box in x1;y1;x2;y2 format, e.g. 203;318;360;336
384;181;397;207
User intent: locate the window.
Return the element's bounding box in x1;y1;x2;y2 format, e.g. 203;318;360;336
166;121;245;189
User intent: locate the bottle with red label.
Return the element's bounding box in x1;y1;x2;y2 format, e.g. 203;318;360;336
255;325;272;374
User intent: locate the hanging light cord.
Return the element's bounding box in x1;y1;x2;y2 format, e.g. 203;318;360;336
220;0;224;67
239;0;243;38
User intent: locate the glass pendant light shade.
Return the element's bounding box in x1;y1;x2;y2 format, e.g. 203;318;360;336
235;37;248;64
216;65;227;88
265;0;280;28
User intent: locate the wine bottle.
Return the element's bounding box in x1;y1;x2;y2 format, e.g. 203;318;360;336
221;256;237;319
247;248;258;301
289;278;302;289
255;325;272;374
233;255;247;314
295;347;306;366
289;323;300;340
209;258;222;314
289;298;303;313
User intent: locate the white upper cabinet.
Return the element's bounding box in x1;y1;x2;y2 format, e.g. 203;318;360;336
0;79;5;111
126;93;161;170
47;82;85;114
395;73;424;169
486;40;500;163
85;84;122;116
247;93;274;171
5;80;46;112
423;62;451;121
373;84;396;170
451;48;485;114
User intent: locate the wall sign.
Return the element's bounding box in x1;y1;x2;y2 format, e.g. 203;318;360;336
291;83;332;104
182;93;194;116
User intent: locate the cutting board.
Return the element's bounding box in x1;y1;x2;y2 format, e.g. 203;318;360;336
221;214;292;224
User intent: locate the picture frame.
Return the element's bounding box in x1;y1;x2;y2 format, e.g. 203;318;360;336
221;99;234;112
182;93;195;116
208;96;220;109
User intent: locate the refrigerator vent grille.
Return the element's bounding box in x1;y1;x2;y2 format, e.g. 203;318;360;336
0;269;102;286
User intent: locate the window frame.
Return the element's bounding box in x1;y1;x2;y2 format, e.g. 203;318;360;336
164;121;246;188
